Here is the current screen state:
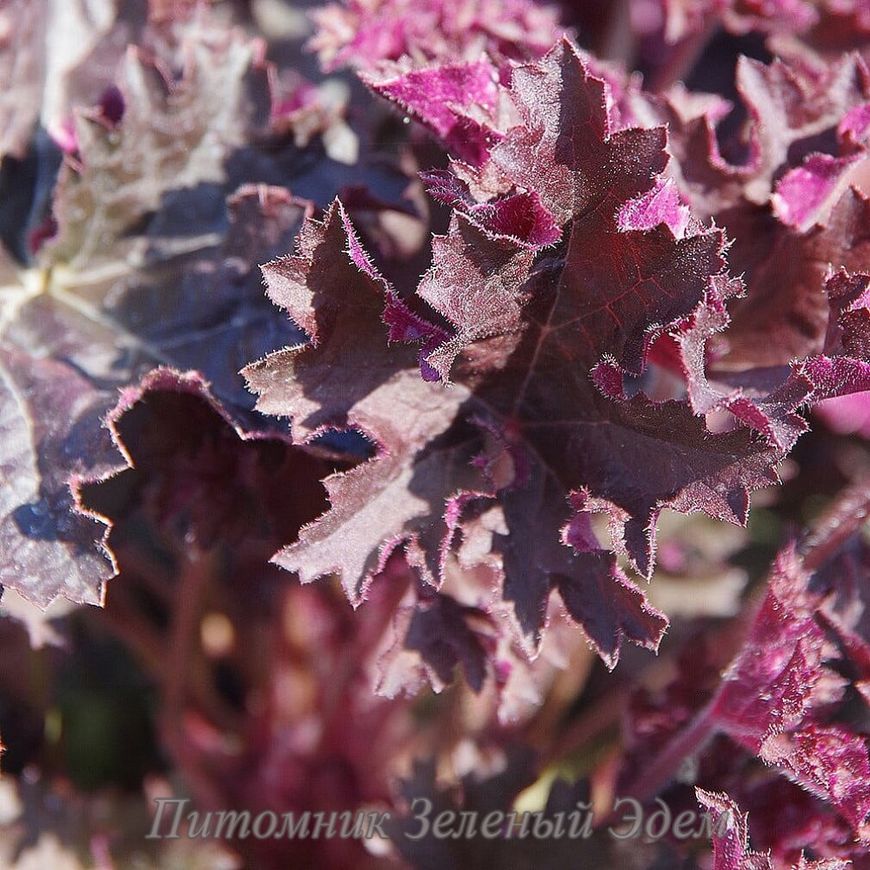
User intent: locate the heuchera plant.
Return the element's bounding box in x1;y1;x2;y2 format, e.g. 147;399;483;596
0;0;869;867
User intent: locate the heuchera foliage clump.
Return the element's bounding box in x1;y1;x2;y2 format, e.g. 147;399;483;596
0;0;869;867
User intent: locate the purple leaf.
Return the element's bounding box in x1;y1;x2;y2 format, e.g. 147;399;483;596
0;350;117;607
695;789;773;870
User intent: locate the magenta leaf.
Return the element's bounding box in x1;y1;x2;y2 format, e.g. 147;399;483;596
620;486;870;848
364;61;503;166
617;178;693;237
421;170;561;246
711;547;844;745
772;152;865;231
839;101;870;146
308;0;563;73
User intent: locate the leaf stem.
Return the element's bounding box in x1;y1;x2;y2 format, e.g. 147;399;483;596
614;697;719;806
800;476;870;573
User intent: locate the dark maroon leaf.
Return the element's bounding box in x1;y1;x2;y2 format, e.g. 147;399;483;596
422;169;561;246
244;42;795;669
244;199;474;604
415;41;779;591
77;366;334;573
